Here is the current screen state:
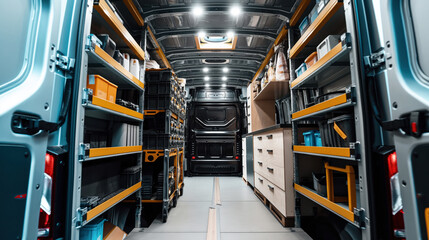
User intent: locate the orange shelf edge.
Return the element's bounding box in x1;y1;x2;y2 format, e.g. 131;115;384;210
147;26;172;69
86;182;141;221
290;0;343;59
91;96;143;119
93;45;144;89
89;145;142;158
289;0;312;27
122;0;144;26
291;42;343;88
292;93;348;119
293;145;351;158
294;183;354;222
94;0;145;60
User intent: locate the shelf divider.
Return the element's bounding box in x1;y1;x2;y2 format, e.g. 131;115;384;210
94;0;145;60
289;0;343;59
86;182;142;222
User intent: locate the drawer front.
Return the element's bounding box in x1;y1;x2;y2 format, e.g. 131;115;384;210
253;134;266;149
263;163;285;190
255;173;286;215
254;157;265;175
262;146;284;168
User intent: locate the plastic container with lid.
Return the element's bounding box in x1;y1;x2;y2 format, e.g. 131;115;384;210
304;52;318;69
308;4;319;23
299;16;310;36
295;63;307;77
317;35;341;59
79;218;105;240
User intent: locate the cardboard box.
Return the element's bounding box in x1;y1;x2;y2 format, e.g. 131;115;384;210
103;221;127;240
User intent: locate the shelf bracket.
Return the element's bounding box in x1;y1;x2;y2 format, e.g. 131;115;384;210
75;207;87;228
82;88;93;105
364;49;386;75
78;143;90;161
353;208;366;228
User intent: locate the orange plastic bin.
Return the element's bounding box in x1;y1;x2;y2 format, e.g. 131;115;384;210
87;75;117;102
305;52;318;68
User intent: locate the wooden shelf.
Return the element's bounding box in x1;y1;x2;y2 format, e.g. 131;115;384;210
85;182;141;223
290;0;344;59
86;146;142;160
254;81;290;101
292;93;354;120
94;0;145;60
293;145;357;160
294;183;355;223
87;44;144;90
85;95;143;120
291;42;350;89
251;26;288;83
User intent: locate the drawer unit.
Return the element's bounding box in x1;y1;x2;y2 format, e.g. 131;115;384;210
242;137;247;181
262;163;285;190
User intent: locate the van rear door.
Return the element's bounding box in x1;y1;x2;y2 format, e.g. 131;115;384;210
376;0;429;239
0;1;82;239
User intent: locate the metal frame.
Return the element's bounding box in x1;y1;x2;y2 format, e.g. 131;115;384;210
69;0;143;238
155;29;277;42
290;0;371;238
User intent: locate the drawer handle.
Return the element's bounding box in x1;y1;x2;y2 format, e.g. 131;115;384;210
257;148;262;152
257;161;263;165
267;167;274;172
268;185;274;191
266;134;273;139
257;136;262;140
266;149;273;154
258;178;263;182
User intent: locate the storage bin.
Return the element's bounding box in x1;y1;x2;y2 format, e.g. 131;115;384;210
317;35;341;59
312;173;327;196
312;172;348;197
299;16;310;36
318;121;334;147
80;218;105;240
143;133;174;149
328;114;355;147
113;50;124;66
87;75;110;100
89;34;102;47
308;4;319;23
303;130;317;146
145;69;173;83
97;34;116;57
304;52;318;69
314;131;323;146
295;63;307;77
121;166;141;188
107;82;118;103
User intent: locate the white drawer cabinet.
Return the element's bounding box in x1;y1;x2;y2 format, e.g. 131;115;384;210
253;128;294;219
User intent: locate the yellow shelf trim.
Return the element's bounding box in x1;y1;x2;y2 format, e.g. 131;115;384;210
290;0;343;59
292;93;348;119
91;96;143;119
294;183;354;222
94;0;145;60
89;145;142;158
289;0;312;27
293;145;351;158
123;0;144;26
87;182;141;221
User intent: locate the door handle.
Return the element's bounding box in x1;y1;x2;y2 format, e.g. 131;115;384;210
258;178;263;182
257;136;262;140
257;161;263;165
266;149;273;154
266;134;273;139
257;148;262;152
267;167;274;172
268;185;274;190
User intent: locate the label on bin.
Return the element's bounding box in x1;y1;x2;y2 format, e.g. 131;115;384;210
334;122;347;140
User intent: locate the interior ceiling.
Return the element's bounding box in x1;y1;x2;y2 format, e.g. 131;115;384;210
121;0;299;88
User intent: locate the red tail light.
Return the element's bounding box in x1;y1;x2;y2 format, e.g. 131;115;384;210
386;151;405;239
192;156;196;160
235;156;239;160
38;153;56;240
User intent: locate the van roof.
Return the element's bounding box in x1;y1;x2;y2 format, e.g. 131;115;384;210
113;0;299;89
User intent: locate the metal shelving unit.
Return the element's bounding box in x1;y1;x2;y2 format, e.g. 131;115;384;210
289;0;371;238
70;0;145;238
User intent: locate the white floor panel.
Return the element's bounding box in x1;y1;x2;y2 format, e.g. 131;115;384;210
179;177;214;202
221;231;312;240
219;177;258;202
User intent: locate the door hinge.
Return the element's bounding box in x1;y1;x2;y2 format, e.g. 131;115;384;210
364;49;386;72
75;208;87;228
55;52;75;72
382;111;429;138
354;208;366;228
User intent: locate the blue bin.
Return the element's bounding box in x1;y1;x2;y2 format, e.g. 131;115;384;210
299;16;309;35
295;63;307;77
303;130;316;146
314;131;323;146
80;218;105;240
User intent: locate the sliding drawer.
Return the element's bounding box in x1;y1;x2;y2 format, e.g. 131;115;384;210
254;157;265;175
255;173;286;215
262;163;285;191
262;146;285;168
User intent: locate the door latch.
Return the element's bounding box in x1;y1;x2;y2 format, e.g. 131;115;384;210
382;111;429;138
11;112;59;135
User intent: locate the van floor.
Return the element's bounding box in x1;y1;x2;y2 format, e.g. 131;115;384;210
127;177;311;240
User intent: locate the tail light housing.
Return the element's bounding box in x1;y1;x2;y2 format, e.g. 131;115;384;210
38;153;56;239
387;151;405;239
192;156;196;160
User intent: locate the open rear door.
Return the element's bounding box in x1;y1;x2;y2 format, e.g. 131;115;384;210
0;1;82;239
377;0;429;239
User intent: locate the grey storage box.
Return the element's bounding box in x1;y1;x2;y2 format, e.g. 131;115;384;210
316;35;341;59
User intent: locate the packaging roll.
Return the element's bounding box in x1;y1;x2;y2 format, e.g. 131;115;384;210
123;53;130;71
130;58;140;78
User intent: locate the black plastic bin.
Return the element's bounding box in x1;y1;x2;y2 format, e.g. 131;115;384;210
143;133;174;149
145;94;172;111
318;120;334;147
146;82;174;96
327;114;355;147
145;70;173;83
121;166;141;188
143;111;170;134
